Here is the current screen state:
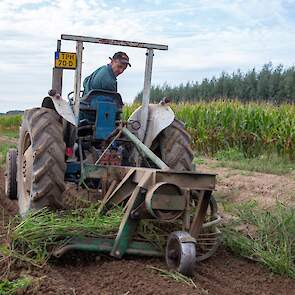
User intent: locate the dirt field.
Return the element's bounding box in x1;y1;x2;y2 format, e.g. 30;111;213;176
1;165;295;294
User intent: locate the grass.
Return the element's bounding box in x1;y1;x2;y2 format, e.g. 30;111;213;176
2;204;124;266
0;115;22;129
222;200;295;278
148;266;197;289
0;143;17;165
0;276;32;295
0;129;18;138
0;115;21;140
2;206;176;267
213;148;295;175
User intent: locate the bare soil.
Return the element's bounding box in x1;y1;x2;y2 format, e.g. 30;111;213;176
1;167;295;294
198;159;295;208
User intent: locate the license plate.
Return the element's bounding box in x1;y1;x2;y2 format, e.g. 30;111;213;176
55;51;77;70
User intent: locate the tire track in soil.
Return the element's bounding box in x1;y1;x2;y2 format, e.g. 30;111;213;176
0;169;295;294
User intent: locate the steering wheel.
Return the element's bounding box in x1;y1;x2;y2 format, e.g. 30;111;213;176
67;91;84;104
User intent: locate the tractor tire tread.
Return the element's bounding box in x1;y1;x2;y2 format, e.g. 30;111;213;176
18;107;66;215
158;119;194;170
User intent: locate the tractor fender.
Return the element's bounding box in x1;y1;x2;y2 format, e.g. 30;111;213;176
128;104;175;148
42;96;77;126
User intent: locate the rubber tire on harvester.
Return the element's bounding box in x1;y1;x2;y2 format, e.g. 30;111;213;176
152;118;220;261
154;119;194;171
5;148;18;199
17;107;66;217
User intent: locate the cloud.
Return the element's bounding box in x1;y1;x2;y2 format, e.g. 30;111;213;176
0;0;295;111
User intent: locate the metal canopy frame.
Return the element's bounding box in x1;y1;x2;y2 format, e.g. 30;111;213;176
61;34;168;50
58;34;168;129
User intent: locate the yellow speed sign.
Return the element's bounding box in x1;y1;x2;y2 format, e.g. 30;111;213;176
55;51;77;69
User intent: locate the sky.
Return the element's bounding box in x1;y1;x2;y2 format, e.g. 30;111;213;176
1;0;295;112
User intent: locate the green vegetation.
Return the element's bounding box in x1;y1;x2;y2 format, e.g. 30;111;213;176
0;115;20;141
148;266;197;288
0;115;22;129
0;143;16;165
3;204;124;266
213;148;295;175
173;101;295;160
123;103;139;120
2;205;178;267
0;130;18;138
223;201;295;277
0;276;32;295
135;63;295;103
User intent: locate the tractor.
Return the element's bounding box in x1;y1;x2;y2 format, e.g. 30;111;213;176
4;34;220;276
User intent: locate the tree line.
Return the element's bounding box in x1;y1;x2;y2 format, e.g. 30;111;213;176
134;62;295;103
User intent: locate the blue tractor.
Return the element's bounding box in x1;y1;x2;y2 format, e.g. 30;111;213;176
4;35;220;276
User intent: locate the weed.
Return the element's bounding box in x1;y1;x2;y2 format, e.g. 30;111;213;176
215;148;245;161
223;201;295;277
0;276;32;295
193;157;205;165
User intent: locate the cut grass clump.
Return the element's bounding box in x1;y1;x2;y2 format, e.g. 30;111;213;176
148;266;197;289
3;204;177;268
223;200;295;277
4;204;124;266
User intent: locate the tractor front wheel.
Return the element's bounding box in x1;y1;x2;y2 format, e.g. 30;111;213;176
17;108;66;217
5;148;17;200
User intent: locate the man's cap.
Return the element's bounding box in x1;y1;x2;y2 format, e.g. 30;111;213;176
110;51;131;67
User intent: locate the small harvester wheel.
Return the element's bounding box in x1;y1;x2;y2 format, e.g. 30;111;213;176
5;148;17;200
17;107;66;217
165;231;196;276
194;194;220;262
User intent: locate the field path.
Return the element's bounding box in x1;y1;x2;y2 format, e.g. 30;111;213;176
197;159;295;208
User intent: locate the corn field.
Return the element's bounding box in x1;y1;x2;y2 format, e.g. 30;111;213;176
125;100;295;160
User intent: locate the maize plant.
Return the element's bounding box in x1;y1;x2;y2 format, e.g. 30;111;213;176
170;100;295;160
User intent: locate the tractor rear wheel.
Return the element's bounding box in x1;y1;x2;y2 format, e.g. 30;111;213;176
152;119;194;170
17;107;66;217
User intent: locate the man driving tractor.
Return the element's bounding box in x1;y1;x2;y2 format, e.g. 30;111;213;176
83;51;131;95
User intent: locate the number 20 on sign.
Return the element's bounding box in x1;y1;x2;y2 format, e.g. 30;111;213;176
55;51;77;70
